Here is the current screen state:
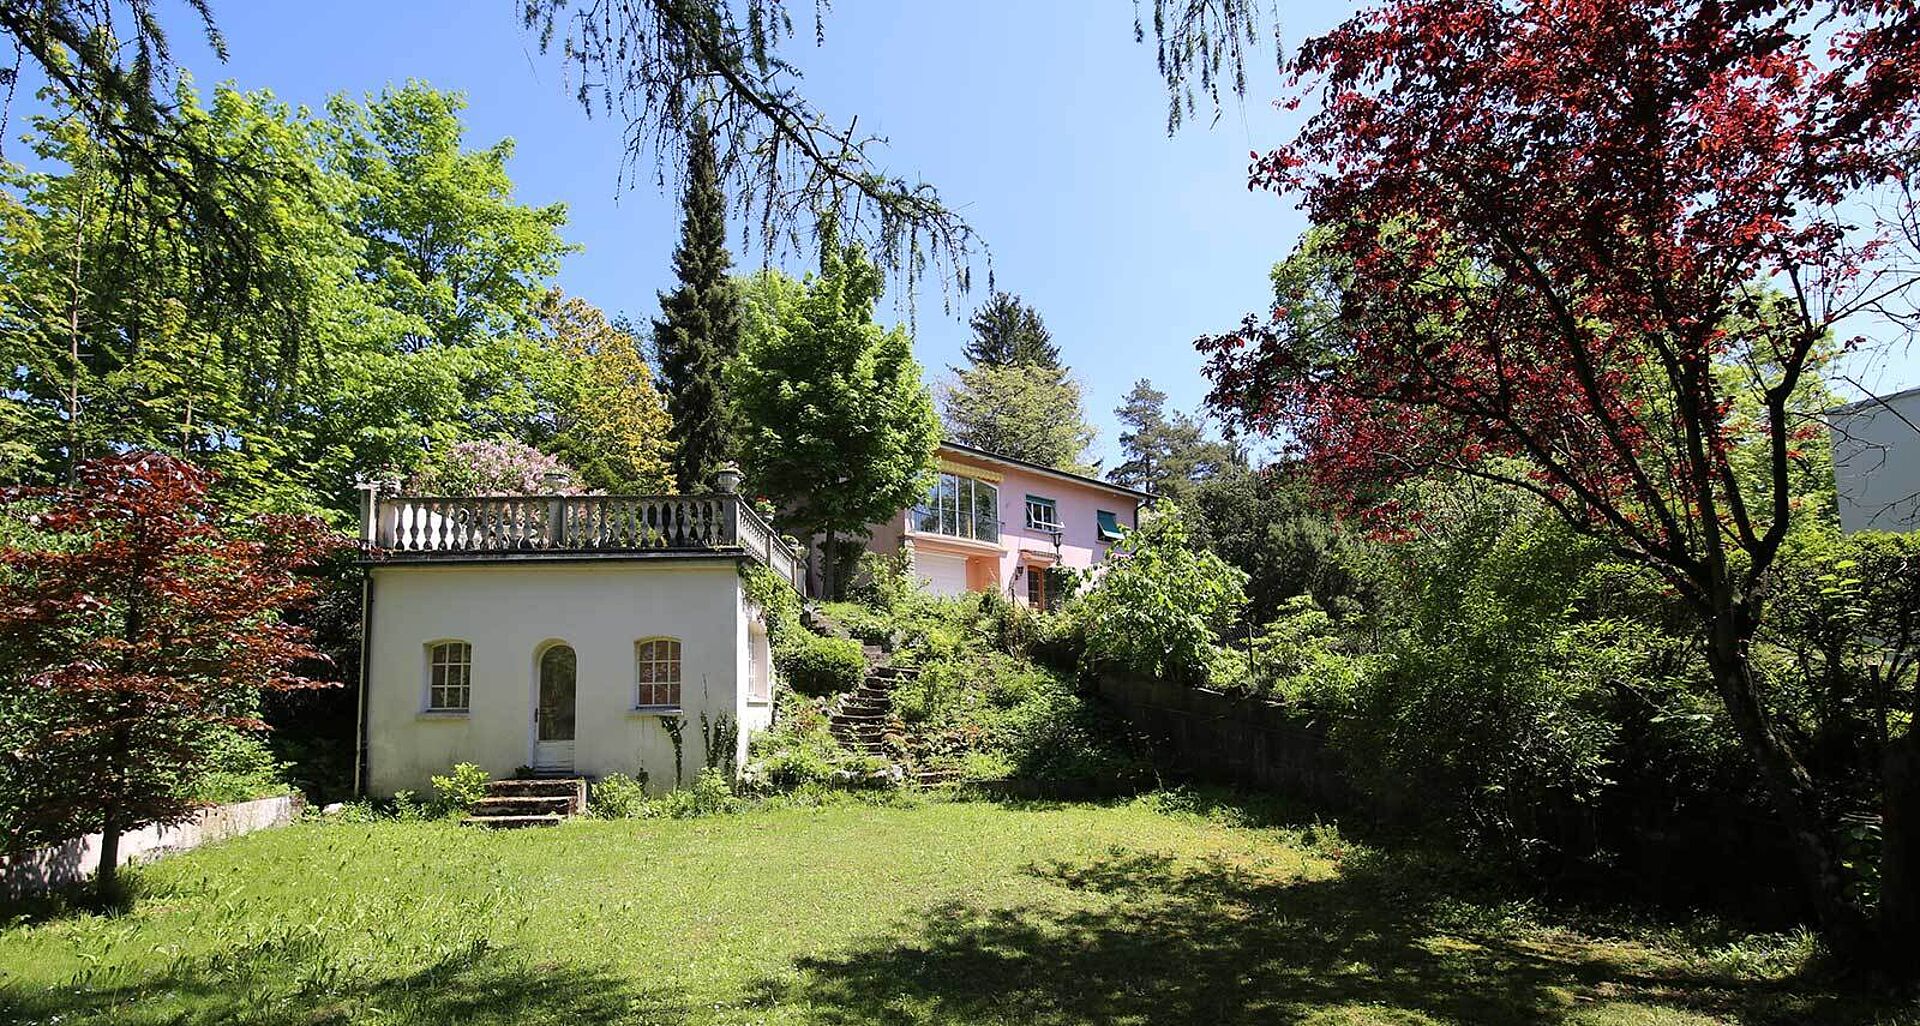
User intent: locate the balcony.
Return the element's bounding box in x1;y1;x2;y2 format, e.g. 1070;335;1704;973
362;492;803;587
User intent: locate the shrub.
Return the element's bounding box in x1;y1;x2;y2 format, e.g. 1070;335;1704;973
1073;503;1247;685
777;631;866;696
189;727;291;805
428;762;490;816
588;772;651;819
660;767;738;818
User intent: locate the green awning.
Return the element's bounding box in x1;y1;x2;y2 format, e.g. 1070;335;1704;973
1096;510;1123;542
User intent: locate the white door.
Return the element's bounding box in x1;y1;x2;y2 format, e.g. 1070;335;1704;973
917;553;970;597
535;644;576;773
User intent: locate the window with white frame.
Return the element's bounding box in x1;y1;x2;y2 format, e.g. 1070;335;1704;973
1024;495;1061;533
427;641;471;711
635;638;683;708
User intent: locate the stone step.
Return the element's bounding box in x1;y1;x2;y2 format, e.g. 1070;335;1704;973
832;710;887;723
484;777;585;813
461;813;564;829
470;795;574;817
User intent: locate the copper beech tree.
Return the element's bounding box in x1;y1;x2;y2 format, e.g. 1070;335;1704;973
1199;0;1920;963
0;453;341;899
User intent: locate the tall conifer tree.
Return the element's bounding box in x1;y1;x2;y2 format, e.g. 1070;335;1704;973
654;112;740;492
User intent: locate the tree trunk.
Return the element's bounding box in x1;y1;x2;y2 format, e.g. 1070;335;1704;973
1880;728;1920;979
821;528;839;601
95;807;121;904
1702;618;1869;957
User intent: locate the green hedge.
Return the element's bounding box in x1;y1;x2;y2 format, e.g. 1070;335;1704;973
777;632;867;697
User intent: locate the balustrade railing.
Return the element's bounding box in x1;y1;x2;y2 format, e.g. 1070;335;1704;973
368;493;801;586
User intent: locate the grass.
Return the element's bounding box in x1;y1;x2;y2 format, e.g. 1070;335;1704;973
0;793;1912;1026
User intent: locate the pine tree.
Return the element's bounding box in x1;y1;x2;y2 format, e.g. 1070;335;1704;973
654;112;741;492
963;291;1059;368
1111;378;1239;500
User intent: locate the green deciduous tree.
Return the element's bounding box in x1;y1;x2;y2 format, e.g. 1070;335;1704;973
0;80;584;520
538;291;674;494
731;229;939;599
963;291;1059;368
654;113;741;492
939;363;1097;474
1074;503;1248;685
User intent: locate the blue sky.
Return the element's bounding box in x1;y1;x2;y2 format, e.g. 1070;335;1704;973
16;2;1918;465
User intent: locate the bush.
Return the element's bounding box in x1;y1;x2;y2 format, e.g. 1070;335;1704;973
1073;503;1248;685
589;772;651;819
659;767;738;818
189;727;291;805
428;762;490;816
777;631;867;696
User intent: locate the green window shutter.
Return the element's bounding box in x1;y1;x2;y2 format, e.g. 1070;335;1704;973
1096;509;1122;542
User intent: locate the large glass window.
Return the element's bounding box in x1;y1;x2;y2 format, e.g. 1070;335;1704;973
636;638;682;708
427;641;471;711
913;472;1000;542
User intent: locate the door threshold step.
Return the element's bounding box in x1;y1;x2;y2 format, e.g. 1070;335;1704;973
462;814;565;829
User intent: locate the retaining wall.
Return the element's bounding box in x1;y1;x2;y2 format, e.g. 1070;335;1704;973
2;794;302;898
1092;673;1353;806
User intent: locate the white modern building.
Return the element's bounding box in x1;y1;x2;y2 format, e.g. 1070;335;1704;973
1829;385;1920;533
353;479;800;797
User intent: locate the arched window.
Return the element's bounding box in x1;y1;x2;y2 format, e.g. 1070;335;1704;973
426;641;471;711
636;638;682;708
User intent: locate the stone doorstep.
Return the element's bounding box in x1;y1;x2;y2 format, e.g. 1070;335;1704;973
482;777;586;815
469;795;573;817
459;817;561;829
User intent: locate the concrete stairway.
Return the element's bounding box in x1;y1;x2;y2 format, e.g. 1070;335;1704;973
461;777;585;828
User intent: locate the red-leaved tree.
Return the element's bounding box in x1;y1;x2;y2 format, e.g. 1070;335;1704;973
1199;0;1920;963
0;453;343;899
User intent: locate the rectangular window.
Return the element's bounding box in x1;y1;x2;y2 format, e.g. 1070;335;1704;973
1096;509;1123;543
427;641;471;711
1026;570;1045;609
912;472;1001;543
1025;495;1060;533
636;638;682;708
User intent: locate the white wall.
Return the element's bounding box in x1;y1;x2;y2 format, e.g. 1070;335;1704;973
1831;387;1920;533
365;559;772;795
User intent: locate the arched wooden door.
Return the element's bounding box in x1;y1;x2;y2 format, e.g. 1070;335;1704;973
534;644;577;773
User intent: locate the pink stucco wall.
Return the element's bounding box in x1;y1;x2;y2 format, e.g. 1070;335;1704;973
864;446;1144;603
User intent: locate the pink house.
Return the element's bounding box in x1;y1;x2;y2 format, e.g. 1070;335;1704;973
863;442;1151;607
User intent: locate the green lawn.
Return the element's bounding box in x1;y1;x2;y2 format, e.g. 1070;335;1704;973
0;795;1909;1025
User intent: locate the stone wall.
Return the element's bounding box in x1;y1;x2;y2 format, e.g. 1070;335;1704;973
1092;674;1353;806
1;794;302;899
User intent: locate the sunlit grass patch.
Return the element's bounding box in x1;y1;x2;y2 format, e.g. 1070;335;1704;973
0;795;1903;1025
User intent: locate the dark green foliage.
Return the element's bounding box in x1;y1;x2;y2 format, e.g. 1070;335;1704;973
963;290;1060;368
1190;462;1369;623
654;112;741;492
1108;378;1239;500
587;771;650;818
776;632;866;697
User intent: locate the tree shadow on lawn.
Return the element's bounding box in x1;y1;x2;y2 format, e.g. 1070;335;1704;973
0;937;689;1026
763;845;1892;1026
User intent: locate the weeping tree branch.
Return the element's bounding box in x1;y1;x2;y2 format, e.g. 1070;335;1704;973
522;0;1279;306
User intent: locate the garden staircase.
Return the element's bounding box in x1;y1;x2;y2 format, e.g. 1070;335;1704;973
461;777;585;829
828;664;909;760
